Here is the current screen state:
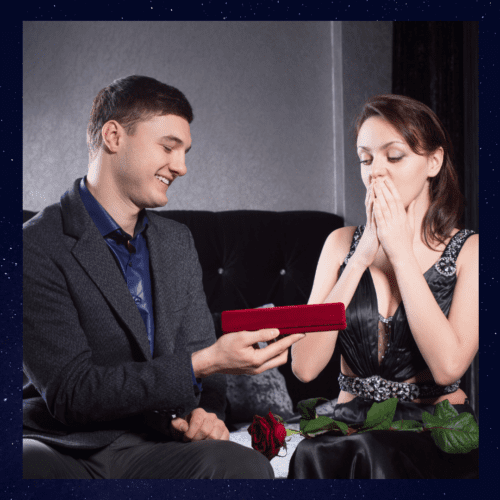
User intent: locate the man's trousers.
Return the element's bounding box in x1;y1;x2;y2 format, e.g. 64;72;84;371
23;432;274;479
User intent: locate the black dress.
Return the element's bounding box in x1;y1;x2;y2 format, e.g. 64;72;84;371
288;227;479;479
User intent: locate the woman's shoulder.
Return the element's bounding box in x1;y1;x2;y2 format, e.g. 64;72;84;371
325;225;359;245
323;226;360;266
454;229;478;275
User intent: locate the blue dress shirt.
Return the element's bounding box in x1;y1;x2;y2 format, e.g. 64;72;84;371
79;178;202;395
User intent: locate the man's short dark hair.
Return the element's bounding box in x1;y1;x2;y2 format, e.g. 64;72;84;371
87;75;194;159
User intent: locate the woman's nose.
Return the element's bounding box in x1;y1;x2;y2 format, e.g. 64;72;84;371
371;156;386;179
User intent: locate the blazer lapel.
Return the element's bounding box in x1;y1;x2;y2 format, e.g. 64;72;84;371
61;179;152;360
72;229;153;360
145;216;180;357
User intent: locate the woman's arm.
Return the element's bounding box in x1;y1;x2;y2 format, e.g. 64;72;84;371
291;229;368;383
292;183;380;383
373;177;479;386
392;234;479;386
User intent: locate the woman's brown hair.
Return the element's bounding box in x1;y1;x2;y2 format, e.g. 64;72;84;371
355;94;464;249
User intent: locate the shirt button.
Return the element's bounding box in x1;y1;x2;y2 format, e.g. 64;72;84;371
218;268;224;274
280;269;286;275
128;262;132;267
134;297;141;304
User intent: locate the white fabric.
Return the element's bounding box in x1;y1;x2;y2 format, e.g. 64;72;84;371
229;424;304;479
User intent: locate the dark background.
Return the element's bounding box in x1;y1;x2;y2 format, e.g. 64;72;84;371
393;21;479;233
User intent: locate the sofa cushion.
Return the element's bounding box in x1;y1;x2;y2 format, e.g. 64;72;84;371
226;367;294;424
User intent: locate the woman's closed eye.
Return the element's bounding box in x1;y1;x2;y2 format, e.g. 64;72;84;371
359;156;405;165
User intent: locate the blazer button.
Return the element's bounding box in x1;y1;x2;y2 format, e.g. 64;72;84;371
280;269;286;275
166;408;181;418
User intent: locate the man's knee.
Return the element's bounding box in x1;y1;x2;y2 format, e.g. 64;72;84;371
23;439;60;479
203;441;274;479
23;439;90;479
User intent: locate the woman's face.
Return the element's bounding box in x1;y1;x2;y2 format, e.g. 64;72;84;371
356;116;441;209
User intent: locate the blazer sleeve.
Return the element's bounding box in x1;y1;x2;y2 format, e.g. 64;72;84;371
173;229;227;421
23;234;205;427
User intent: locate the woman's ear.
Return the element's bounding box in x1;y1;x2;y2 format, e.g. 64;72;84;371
427;147;444;178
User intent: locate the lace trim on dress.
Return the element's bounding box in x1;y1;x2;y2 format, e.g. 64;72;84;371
338;373;461;402
434;229;476;276
343;225;364;266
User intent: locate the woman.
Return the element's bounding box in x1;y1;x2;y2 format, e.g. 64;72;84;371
289;95;479;479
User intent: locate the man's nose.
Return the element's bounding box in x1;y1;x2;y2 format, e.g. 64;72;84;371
171;152;187;177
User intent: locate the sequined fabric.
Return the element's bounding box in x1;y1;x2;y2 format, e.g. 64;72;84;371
338;372;461;402
434;229;476;276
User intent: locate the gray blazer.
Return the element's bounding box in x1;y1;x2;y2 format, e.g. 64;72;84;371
23;179;226;449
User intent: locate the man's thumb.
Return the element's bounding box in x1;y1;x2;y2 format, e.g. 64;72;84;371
264;328;280;340
172;418;188;432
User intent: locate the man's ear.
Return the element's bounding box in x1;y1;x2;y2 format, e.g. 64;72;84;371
427;147;444;178
101;120;123;154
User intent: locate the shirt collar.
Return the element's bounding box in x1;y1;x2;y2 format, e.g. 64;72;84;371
79;177;148;239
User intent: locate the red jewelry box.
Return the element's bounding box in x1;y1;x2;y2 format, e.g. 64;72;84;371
221;303;346;335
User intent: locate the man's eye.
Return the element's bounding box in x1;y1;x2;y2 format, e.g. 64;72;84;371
359;159;371;165
163;146;172;152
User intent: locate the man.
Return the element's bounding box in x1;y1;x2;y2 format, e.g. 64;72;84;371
23;75;304;479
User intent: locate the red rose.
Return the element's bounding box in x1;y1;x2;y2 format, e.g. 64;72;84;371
248;411;287;460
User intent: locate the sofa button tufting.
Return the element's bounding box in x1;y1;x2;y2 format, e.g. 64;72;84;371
218;268;224;274
280;269;286;275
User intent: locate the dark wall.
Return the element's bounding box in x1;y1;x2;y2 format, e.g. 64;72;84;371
392;21;479;233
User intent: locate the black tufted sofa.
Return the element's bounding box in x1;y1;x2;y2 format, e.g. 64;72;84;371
22;209;478;424
23;209;344;422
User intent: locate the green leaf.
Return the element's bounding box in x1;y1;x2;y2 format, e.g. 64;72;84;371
329;419;349;435
359;397;398;432
433;399;460;421
390;419;424;432
297;397;329;421
422;400;461;430
426;412;479;454
286;429;302;437
299;416;349;437
302;415;335;434
421;410;444;429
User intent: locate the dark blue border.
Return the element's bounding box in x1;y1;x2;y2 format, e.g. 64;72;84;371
2;1;498;499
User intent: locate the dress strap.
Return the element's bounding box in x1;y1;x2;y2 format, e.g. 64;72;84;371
434;229;476;277
343;225;365;265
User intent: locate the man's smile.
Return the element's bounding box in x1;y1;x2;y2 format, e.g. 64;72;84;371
155;174;171;186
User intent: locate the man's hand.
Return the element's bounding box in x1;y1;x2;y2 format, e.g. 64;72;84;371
192;329;306;377
170;408;230;441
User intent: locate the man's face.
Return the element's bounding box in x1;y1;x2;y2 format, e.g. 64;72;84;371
113;114;192;210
